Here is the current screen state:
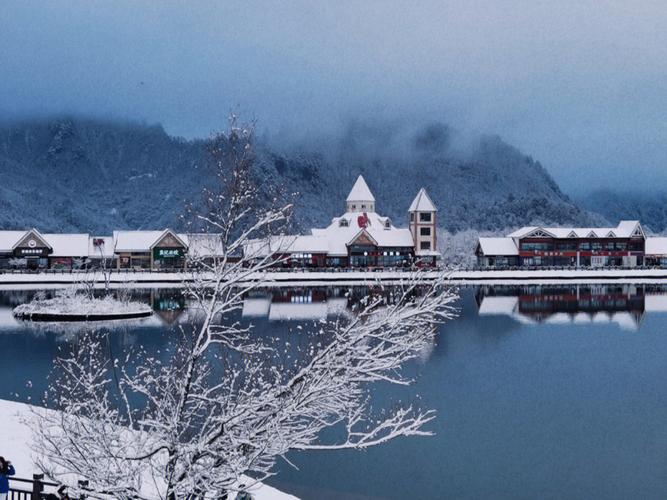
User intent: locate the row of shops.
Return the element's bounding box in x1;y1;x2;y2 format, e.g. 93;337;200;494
0;177;441;272
0;229;222;271
476;221;667;268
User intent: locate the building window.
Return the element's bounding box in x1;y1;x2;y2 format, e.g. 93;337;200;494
352;204;356;210
361;204;366;209
556;241;577;251
419;213;432;223
521;241;552;251
420;227;431;236
339;218;349;227
420;241;431;250
384;219;391;229
410;213;415;222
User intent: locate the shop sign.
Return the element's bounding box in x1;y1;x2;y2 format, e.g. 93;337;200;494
20;248;46;256
154;248;185;259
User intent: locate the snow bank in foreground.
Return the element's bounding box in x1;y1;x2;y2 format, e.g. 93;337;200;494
13;295;152;317
0;399;298;500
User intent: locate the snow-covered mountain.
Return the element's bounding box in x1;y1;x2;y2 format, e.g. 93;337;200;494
0;117;601;233
578;190;667;234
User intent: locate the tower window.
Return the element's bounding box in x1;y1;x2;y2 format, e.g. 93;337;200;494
352;204;356;210
419;213;432;223
410;213;415;222
420;241;431;250
361;204;366;209
420;227;431;236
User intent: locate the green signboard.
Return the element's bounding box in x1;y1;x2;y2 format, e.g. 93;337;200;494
153;248;185;259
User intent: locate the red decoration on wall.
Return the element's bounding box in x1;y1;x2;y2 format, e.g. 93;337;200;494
357;213;370;228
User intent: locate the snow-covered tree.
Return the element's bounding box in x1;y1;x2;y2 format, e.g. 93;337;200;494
31;116;458;499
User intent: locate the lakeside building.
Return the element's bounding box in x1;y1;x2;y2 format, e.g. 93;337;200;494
244;176;440;268
0;228;223;271
476;221;667;268
0;177;438;271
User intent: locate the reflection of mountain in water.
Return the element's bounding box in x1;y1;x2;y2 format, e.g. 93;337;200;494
475;284;667;330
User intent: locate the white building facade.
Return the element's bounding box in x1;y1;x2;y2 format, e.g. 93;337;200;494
245;175;440;268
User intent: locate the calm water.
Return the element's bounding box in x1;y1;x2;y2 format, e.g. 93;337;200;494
2;285;667;499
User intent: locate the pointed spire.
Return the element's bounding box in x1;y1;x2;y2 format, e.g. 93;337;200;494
409;188;437;212
346;175;375;202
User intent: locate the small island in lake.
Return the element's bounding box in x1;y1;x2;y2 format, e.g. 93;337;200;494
13;293;153;322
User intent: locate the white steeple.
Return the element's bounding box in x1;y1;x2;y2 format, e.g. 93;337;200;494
409;188;437;212
346;175;375;213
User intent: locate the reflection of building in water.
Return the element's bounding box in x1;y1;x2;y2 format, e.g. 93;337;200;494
243;288;349;321
241;286;413;322
475;285;667;330
149;290;187;324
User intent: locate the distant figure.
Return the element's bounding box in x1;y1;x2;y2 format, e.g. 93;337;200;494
235;484;253;500
0;457;16;500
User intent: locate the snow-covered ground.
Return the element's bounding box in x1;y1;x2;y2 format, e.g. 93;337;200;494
2;268;667;287
0;399;298;500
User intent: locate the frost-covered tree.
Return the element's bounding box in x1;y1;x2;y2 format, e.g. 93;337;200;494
31;116;458;499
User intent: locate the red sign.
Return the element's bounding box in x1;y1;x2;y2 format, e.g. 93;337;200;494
357;213;370;228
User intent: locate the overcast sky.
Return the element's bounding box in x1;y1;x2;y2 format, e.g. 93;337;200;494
1;1;666;193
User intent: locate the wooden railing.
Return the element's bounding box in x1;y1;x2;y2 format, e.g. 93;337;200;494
8;474;57;499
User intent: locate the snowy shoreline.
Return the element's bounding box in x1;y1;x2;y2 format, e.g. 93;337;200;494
0;268;667;287
0;399;298;500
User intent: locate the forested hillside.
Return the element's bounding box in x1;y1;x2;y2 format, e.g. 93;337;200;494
579;190;667;234
0;117;601;233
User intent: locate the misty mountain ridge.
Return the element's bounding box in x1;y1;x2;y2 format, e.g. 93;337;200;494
578;190;667;234
0;116;603;235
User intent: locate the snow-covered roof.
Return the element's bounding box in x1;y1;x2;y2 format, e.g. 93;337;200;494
408;188;437;212
245;211;414;258
346;175;375;202
244;235;331;257
477;237;519;256
314;212;414;256
113;230;187;253
508;221;644;239
645;237;667;256
182;233;225;258
114;231;164;252
0;231;27;253
88;236;115;258
42;234;90;257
